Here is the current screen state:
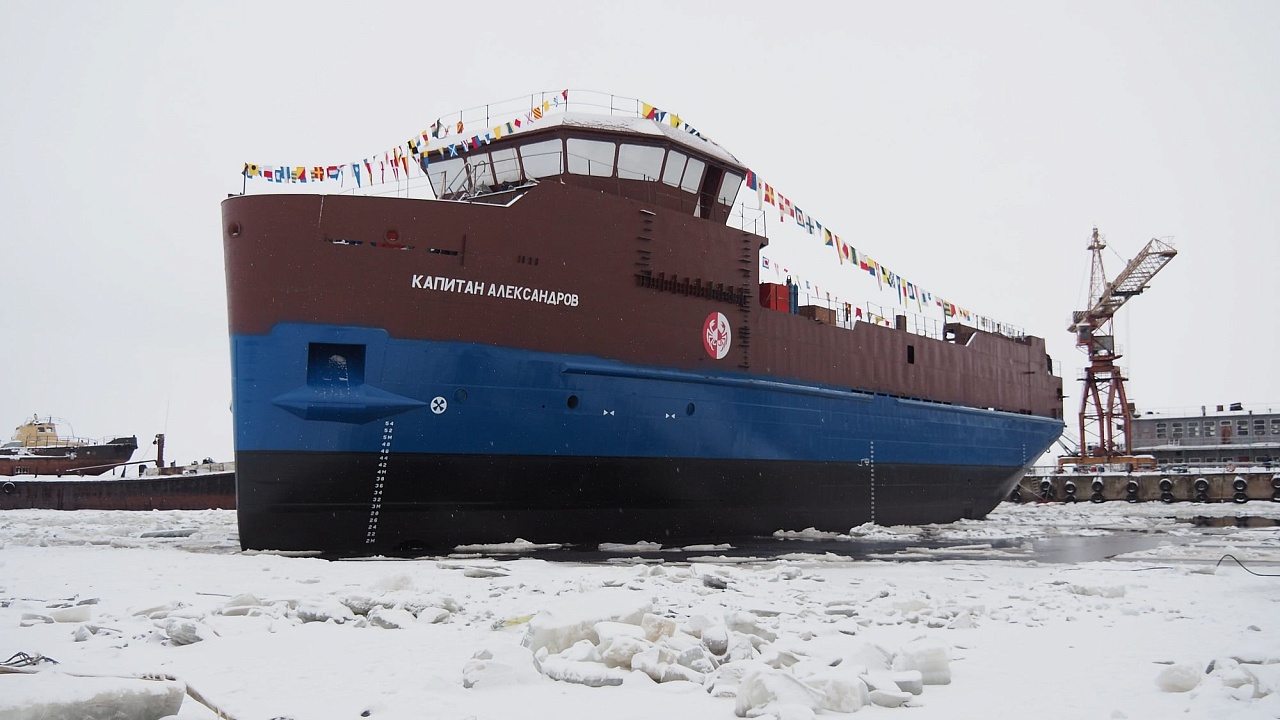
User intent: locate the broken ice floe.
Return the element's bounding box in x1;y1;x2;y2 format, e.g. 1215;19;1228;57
502;586;953;711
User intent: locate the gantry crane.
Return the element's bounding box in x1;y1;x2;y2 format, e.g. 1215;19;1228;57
1061;228;1176;469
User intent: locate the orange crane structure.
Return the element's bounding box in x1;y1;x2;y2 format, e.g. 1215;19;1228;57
1062;228;1176;470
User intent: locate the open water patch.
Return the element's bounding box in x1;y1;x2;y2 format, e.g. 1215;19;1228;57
1179;515;1280;528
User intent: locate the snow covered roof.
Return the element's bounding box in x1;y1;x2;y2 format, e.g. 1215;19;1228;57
534;112;742;166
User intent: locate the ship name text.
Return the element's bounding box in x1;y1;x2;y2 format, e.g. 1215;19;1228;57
410;275;579;307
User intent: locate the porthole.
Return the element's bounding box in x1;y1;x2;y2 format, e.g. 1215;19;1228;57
454;388;468;402
227;222;241;238
567;395;579;409
686;403;695;416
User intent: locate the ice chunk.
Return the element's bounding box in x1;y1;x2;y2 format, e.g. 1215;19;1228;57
0;673;184;720
861;672;902;694
734;669;825;718
521;588;651;655
631;645;677;682
799;667;869;712
599;634;652;669
1069;584;1126;598
892;639;951;685
869;688;913;707
222;593;264;609
845;642;893;672
707;659;773;698
892;670;924;695
1155;663;1201;693
295;597;356;624
536;655;626;687
724;632;758;663
559;639;601;663
339;592;392;616
72;623;121;642
461;644;542;689
367;607;416;629
1241;664;1280;697
674;643;717;674
46;604;92;623
415;607;451;624
595;620;646;645
130;601;188;620
701;624;729;656
453;538;562;553
641;613;676;641
725;611;777;642
162;618;216;646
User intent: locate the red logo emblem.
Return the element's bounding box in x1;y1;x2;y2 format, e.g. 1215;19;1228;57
702;312;732;360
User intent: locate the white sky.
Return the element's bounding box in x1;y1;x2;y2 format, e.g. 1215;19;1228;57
3;1;1278;463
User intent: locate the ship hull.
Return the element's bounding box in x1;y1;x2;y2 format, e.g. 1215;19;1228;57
0;473;234;511
0;438;137;477
231;327;1061;554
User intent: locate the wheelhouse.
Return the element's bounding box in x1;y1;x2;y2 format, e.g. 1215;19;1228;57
425;114;746;223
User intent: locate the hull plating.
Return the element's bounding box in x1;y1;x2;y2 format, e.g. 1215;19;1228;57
231;325;1061;554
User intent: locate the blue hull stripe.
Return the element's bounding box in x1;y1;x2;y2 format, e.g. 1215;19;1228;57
231;323;1063;469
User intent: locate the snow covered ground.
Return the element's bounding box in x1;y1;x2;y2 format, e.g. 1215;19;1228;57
2;501;1279;720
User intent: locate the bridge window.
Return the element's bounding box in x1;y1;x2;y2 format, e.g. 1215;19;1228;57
617;144;665;180
718;172;743;206
680;157;706;194
519;139;563;178
465;152;497;190
662;151;687;187
490;147;522;185
567;138;616;177
427;157;467;196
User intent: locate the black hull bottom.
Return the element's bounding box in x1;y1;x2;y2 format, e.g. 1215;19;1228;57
236;451;1026;555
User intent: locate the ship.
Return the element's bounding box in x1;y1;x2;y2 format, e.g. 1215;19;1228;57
0;427;236;511
221;92;1065;555
0;415;137;477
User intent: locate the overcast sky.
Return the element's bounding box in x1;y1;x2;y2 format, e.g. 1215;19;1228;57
3;1;1277;464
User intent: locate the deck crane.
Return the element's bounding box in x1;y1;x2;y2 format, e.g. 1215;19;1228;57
1061;228;1177;471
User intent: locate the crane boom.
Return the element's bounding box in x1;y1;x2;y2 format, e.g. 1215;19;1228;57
1081;236;1177;328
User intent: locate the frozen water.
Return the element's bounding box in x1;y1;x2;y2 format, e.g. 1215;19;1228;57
1;502;1279;718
